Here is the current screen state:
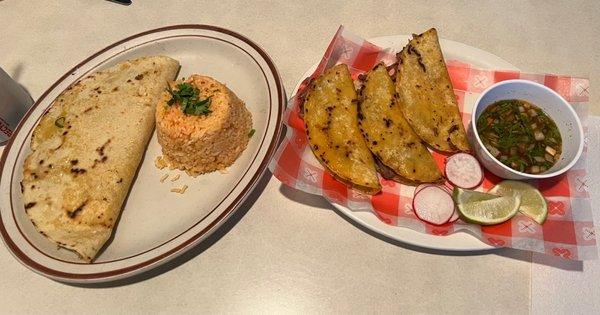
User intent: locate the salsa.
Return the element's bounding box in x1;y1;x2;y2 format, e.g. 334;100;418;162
476;99;562;174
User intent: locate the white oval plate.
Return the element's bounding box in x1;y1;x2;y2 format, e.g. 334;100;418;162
295;35;519;252
0;25;285;283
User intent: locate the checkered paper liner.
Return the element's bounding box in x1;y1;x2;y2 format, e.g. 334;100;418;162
268;26;596;260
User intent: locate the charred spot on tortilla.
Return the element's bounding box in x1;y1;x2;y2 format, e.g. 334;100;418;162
70;168;87;175
67;202;86;218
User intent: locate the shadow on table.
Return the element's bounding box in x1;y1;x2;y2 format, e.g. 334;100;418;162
10;63;24;81
280;185;584;271
64;169;274;288
278;184;334;211
531;253;584;271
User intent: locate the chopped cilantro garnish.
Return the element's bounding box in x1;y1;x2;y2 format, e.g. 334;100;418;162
167;81;211;116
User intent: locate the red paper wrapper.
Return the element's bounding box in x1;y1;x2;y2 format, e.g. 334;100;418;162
269;26;596;260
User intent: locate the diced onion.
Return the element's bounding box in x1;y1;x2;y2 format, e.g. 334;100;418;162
519;106;525;113
531;165;540;173
528;144;535;150
486;145;500;157
529;109;538;117
534;156;545;163
545;154;554;162
534;130;545;141
540;166;547;172
530;123;537;129
546;146;557;156
500;155;508;161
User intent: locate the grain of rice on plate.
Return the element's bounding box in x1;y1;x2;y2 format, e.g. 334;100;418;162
156;75;252;176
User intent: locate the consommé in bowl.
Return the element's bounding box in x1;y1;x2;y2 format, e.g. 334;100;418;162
469;79;583;180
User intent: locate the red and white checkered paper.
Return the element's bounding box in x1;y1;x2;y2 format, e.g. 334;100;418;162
268;26;596;260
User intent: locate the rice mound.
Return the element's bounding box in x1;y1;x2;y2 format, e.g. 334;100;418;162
156;75;252;176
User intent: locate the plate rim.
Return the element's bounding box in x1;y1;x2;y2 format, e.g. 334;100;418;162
294;34;519;252
0;24;286;282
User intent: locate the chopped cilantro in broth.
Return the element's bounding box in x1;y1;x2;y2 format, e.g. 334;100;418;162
477;99;562;174
167;81;212;116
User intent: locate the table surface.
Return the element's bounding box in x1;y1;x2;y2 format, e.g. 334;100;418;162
1;1;599;314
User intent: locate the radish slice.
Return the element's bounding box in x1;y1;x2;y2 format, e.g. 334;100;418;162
415;183;451;195
448;209;460;223
412;186;455;225
440;183;453;194
445;153;483;189
414;183;434;195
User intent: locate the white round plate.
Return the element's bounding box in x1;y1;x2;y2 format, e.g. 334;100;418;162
295;35;519;251
0;25;285;283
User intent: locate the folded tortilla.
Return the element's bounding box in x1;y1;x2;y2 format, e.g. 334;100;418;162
358;63;443;183
395;28;470;152
22;56;180;262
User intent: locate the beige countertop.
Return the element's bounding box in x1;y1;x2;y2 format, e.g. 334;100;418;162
0;1;598;314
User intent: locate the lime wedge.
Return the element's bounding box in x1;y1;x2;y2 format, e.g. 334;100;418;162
453;187;521;225
489;180;548;224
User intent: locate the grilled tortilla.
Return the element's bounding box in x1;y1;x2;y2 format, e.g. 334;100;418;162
358;63;442;183
22;56;180;262
395;28;470;152
303;64;381;194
